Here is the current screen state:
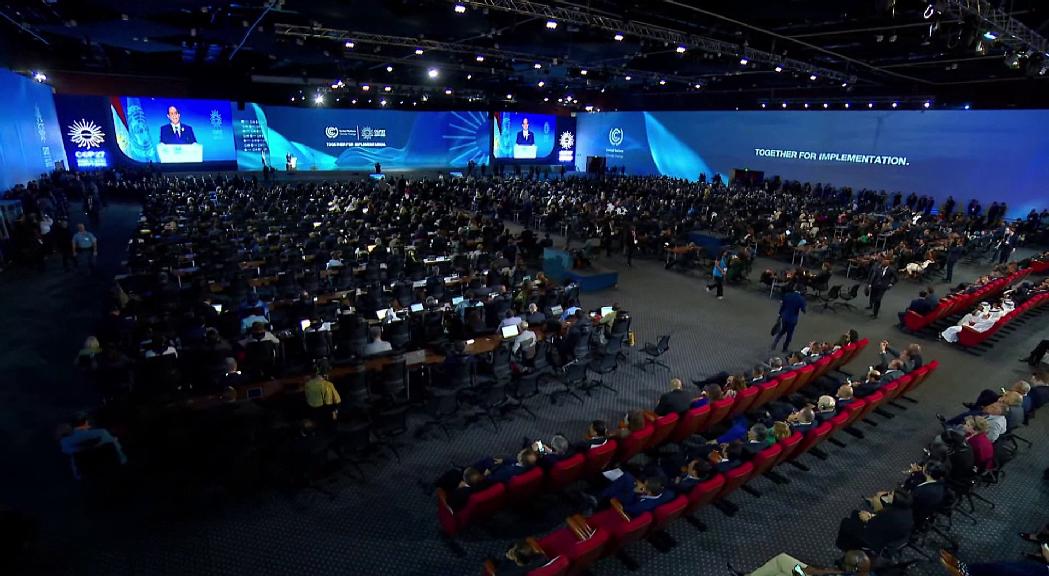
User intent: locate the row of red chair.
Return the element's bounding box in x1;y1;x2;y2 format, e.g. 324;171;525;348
439;338;870;537
484;360;941;576
1029;259;1049;274
958;292;1049;347
902;268;1032;332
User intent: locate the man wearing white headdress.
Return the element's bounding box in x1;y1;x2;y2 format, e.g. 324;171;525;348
940;301;1007;343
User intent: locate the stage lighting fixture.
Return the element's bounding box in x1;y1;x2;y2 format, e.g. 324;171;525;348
761;103;766;108
614;33;624;41
585;105;594;111
892;102;898;108
694;83;701;89
384;86;391;92
466;74;472;80
415;49;424;55
804;103;809;108
774;65;782;72
659;79;666;85
351;99;357;104
544;97;549;102
841;82;848;87
545;20;557;29
344;41;354;48
454;3;466;13
506;94;512;99
444;89;452;95
538;81;545;87
676;45;687;53
422;95;428;101
964;104;970;109
534;63;542;69
32;71;47;82
427;68;439;78
868;102;874;108
983;31;998;41
739;57;749;65
314;94;324;105
809;74;817;81
580;69;587;75
290;97;295;102
844;103;850;108
386;65;394;72
380;99;387;106
781;102;787;108
625;75;632;81
923;101;931;108
823;103;829;109
475;55;485;62
975;40;987;54
1004;51;1022;69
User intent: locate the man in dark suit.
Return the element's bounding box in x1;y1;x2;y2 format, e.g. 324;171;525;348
899;290;934;326
904;461;947;523
835;490;914;552
944;241;962;282
515;117;535;146
437;467;493;511
655;378;692;416
159;106;197;144
867;258;898;319
772;286;807;353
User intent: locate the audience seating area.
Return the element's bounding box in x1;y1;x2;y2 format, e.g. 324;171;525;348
957;291;1049;348
478;356;946;575
901;267;1032;333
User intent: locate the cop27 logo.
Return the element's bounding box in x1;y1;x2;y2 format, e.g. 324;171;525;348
608;127;624;146
67;119;106;148
325;126;339;138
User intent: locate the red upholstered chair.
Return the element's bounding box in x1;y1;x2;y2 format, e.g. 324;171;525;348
887;375;912;401
546;453;586;492
537;520;610;576
588;506;653;552
649;494;689;534
684;474;725;516
753;378;782;410
878;381;901;405
716;462;755;502
794;422;833;456
829;410;851;433
810;356;833;380
857;391;886;421
773;371;798;399
788;365;816;395
668;405;711;443
749;444;783;478
617;425;654;464
583;440;618;478
726;386;759;419
646;413;679;450
526;556;570;576
507;467;545;503
844;399;867;426
705;397;735;430
438;483;507;536
773;431;804;466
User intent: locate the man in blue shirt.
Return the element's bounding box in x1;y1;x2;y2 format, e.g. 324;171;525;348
59;413;127;479
706;250;729;300
772;286;807;353
71;223;97;272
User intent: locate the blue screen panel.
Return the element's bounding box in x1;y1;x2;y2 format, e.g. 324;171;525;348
233;105;489;171
576;110;1049;218
492;111;576;164
0;69;67;190
112;97;235;164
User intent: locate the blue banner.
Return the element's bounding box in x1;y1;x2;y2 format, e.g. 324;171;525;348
0;69;67;190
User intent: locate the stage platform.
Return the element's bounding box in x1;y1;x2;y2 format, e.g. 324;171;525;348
542;248;618;292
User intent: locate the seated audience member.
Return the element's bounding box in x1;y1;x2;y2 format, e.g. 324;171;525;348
574;420;611;451
488;540;547;576
531;434;576;469
618;410;649;438
498;309;523;329
524;303;546;326
436;467;492;511
143;337;178;359
218;357;249;389
750;365;769;385
595;473;675;519
814;395;838;424
898;289;935;326
967;381;1033;417
853;371;884;398
940;301;1011;343
304;360;341;422
961;416;995;471
902;461;947;522
786;406;816;434
471;448;540;484
655;377;693;416
834;489;914;553
58;413;128;479
240;306;270;335
878;359;906;383
836;384;856;408
878;340;923;372
691;383;725;409
363;326;393;356
731;550;873;576
671;458;716;491
770;421;792;442
943;400;1008;442
239;321;279;347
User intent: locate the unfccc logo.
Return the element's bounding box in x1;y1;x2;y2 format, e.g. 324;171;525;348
325;126;339;138
608;127;624;146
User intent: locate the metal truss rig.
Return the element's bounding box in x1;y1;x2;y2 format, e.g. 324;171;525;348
941;0;1048;55
452;0;856;84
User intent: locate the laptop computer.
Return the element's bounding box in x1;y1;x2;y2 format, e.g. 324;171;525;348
452;296;464;306
600;306;614;317
211;303;223;314
550;305;563;317
500;324;520;339
412;280;427;289
410;303;424;313
376;309;388;321
299;319;311;331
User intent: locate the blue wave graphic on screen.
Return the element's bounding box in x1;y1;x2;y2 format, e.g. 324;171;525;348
441;111;490;165
643;112;713;180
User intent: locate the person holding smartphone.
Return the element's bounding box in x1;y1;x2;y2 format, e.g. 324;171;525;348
732;549;872;575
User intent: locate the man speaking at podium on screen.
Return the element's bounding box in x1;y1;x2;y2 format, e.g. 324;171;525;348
515;117;535;146
159;106;197;145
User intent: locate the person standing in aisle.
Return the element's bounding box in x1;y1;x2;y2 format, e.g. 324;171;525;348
772;286;807;353
706;249;728;300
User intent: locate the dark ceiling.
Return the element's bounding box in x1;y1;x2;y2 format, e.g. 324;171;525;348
3;0;1049;111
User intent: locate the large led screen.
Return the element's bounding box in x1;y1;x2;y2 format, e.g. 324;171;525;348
233;104;489;171
0;69;67;190
576;110;1049;218
492;111;576;164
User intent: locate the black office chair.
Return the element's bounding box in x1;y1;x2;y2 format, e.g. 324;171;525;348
548;362;586;405
641;335;671;371
819;285;843;312
584;353;619;395
337;367;371;420
838;284;861;310
304;329;333;359
416;389;460;440
372;405;410;462
379;357;408;405
385;321;411;351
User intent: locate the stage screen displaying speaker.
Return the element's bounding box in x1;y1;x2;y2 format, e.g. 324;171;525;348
232;104;490;171
54;94;236;168
492;112;576;164
576;110;1049;218
0;69;67;191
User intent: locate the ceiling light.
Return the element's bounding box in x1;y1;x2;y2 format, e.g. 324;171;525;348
444;89;452;95
580;69;587;75
314;94;324;105
774;65;782;72
844;103;850;108
868;102;874;108
624;75;632;81
809;74;817;81
476;55;484;62
384;86;391;92
982;31;997;41
891;102;898;108
534;63;542;69
923;101;931;108
676;45;687;53
823;103;829;109
739;57;749;65
538;81;545;87
427;68;439;78
614;33;624;41
415;49;424;55
344;41;354;48
386;65;394;72
454;3;466;13
659;79;666;85
545;20;557;29
362;84;370;91
32;71;47;82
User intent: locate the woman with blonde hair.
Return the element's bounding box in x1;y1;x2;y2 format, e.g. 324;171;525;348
770;421;791;442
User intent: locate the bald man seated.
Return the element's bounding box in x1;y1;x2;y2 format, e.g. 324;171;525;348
655;377;693;416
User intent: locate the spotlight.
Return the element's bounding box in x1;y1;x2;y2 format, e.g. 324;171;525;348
809;74;817;81
823;103;828;109
415;48;424;55
774;65;782;72
314;94;324;105
868;102;874;108
454;3;466;13
659;79;666;85
844;103;850;108
891;102;898;108
386;65;394;72
964;104;970;109
538;81;545;87
923;101;931;108
614;33;624;41
740;57;749;65
580;69;587;75
384;86;391;92
32;71;47;82
534;63;542;69
427;68;439;78
624;75;632;81
676;45;687;53
545;20;557;29
476;55;484;62
444;89;453;95
344;41;354;48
